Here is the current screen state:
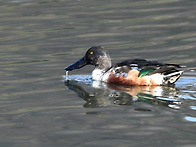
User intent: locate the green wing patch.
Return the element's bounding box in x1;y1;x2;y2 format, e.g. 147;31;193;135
138;68;154;77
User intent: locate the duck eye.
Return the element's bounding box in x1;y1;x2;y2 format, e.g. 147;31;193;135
90;51;94;55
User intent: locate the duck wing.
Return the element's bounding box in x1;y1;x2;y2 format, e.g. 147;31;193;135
113;59;184;84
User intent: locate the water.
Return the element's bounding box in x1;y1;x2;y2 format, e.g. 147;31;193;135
1;0;196;146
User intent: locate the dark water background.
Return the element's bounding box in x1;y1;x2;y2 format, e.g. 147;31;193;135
1;0;196;146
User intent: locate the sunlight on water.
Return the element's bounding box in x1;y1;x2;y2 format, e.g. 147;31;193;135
63;75;93;85
184;116;196;122
190;106;196;110
168;104;180;109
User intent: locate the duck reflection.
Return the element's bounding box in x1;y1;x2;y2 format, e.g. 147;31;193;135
64;76;181;108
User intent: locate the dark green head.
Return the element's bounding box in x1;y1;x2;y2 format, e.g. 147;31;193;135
65;46;111;71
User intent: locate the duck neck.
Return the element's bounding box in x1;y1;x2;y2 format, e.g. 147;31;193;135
92;66;111;81
92;55;112;81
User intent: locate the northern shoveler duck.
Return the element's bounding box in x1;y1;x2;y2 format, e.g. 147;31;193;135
65;46;184;86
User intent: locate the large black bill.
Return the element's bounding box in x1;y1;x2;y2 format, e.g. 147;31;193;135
65;57;87;71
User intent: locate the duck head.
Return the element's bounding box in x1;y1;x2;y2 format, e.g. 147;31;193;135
65;46;112;72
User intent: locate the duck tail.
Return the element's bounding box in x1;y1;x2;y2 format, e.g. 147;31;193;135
163;70;184;85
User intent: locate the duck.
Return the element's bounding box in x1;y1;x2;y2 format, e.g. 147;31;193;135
65;46;184;86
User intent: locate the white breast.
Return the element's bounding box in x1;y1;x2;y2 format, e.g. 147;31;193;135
92;69;104;81
92;68;111;82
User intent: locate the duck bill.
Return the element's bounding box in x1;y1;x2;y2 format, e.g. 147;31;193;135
65;57;87;71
